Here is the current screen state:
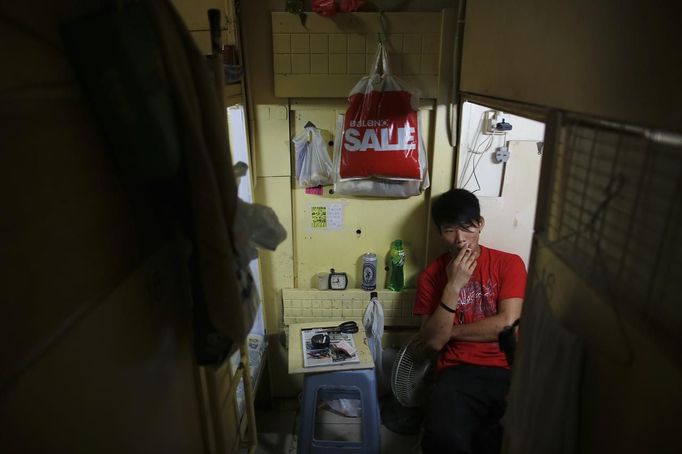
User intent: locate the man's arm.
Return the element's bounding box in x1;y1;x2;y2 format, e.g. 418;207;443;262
419;247;476;351
449;297;523;342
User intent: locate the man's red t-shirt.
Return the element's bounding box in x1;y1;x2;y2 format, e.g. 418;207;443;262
413;245;527;372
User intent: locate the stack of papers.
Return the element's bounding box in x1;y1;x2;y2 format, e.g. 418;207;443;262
301;327;360;368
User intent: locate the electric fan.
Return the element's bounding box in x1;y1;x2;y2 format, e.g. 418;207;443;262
381;335;436;434
391;334;436;407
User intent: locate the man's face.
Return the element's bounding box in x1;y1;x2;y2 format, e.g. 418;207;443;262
439;218;484;255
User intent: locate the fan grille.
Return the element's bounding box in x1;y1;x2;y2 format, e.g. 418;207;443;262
391;337;433;407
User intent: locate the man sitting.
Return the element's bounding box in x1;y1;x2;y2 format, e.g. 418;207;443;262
414;188;527;454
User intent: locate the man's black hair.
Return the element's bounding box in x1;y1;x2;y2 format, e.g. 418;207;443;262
431;188;481;231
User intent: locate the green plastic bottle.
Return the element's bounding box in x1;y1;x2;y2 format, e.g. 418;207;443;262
387;240;405;291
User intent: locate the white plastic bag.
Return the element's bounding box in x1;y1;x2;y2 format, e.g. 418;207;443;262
363;293;385;383
292;125;334;187
324;398;362;418
232;162;288;267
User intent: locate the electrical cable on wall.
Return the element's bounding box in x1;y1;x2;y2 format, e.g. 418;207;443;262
458;111;506;193
466;134;494;193
468;131;507;193
457;111;487;188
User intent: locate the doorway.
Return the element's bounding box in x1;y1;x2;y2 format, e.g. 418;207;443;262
456;101;546;267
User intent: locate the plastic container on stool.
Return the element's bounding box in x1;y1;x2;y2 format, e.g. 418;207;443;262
298;369;381;454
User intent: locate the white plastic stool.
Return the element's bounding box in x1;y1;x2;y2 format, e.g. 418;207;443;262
298;369;381;454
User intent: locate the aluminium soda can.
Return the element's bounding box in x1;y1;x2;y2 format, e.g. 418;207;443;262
361;252;377;291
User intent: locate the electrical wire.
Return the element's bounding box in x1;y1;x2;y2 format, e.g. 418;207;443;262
459;110;504;192
457;111;487;187
475;131;507;194
468;132;501;193
459;112;496;188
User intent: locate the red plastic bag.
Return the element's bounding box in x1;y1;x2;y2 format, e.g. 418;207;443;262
312;0;337;16
333;112;429;198
339;0;366;12
339;43;423;181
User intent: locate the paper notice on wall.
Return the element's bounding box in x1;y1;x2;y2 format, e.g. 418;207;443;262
310;203;343;230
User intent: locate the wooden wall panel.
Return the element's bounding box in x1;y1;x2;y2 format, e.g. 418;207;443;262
460;0;681;132
0;246;205;453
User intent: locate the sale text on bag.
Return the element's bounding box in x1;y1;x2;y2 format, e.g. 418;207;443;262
339;82;422;180
343;126;416;152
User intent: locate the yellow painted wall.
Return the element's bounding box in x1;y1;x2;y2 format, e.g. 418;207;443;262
241;2;460;396
290;105;433;290
271;12;443;98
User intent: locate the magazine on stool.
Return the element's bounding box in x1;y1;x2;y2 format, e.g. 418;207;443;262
301;327;360;368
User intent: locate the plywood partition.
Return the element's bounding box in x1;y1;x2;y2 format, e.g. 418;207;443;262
271;12;443;98
460;0;681;133
0;246;205;453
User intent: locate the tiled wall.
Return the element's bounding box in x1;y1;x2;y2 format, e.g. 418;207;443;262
272;32;439;76
272;12;443;98
281;289;420;326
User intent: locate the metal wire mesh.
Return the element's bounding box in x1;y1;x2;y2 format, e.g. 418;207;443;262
544;117;682;352
391;337;433;407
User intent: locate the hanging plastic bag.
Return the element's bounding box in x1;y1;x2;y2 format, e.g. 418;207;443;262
324;398;362;417
292;125;334;187
312;0;337;17
339;0;366;12
232;162;288;267
363;292;385;383
339;42;426;182
333;113;429;197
